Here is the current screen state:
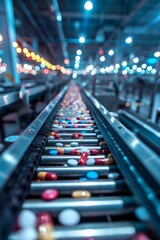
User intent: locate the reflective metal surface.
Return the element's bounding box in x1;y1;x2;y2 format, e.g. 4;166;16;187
10;222;145;240
30;179;126;194
84;90;160;185
0;86;68;191
0;91;21;108
23;196;134;214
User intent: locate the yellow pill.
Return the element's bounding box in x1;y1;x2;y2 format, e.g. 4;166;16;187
72;190;91;198
99;141;106;146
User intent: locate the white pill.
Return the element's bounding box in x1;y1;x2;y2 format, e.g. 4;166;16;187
18;210;37;228
58;209;80;226
86;158;95;166
80;148;90;154
71;142;79;147
107;172;120;180
63;164;68;167
53;124;58;128
18;227;38;240
56;143;63;147
49;136;55;139
67;159;78;167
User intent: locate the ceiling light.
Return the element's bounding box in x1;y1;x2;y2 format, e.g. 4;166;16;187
64;59;69;65
13;42;18;48
0;34;3;42
108;49;114;56
115;64;120;69
129;69;134;74
77;49;82;55
75;63;79;69
100;68;105;74
109;65;114;71
132;65;137;70
100;56;105;62
151;69;156;74
56;13;62;21
75;56;81;61
147;66;152;71
133;57;139;63
137;67;141;73
122;61;127;67
142;63;147;69
125;37;132;44
154;51;160;57
99;49;104;55
79;36;85;43
84;1;93;11
122;70;127;75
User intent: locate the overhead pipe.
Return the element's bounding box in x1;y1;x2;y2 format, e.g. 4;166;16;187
49;0;69;60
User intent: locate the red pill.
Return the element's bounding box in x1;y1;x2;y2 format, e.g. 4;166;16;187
37;212;53;225
54;133;60;139
41;189;59;201
57;147;64;155
37;172;58;181
101;149;110;154
78;152;88;165
72;133;79;139
95;158;114;165
135;233;151;240
70;149;81;155
90;149;100;155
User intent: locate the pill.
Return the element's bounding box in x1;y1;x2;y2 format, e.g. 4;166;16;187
95;129;100;133
86;171;99;180
71;142;79;147
135;207;150;222
135;233;151;240
49;149;58;155
17;227;38;240
58;209;80;226
95;158;114;165
37;212;53;240
86;158;95;166
41;189;59;201
37;172;58;181
49;135;55;139
55;143;63;147
108;153;114;159
90;149;100;155
101;149;110;154
57;147;64;155
67;159;78;167
18;210;37;228
52;124;58;128
99;141;106;146
72;190;91;198
70;149;81;155
107;172;120;180
79;177;87;181
63;164;68;167
80;148;90;154
97;135;103;139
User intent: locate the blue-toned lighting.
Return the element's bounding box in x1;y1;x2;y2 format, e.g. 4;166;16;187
77;49;82;55
108;49;114;56
154;51;160;57
84;1;93;10
100;56;105;62
122;61;127;67
133;57;139;63
125;37;132;44
79;36;85;43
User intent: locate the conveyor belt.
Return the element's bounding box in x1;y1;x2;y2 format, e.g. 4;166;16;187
0;84;160;240
118;109;160;154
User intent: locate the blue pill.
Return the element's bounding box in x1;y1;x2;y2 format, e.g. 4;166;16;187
81;131;87;134
49;149;58;155
86;171;99;180
79;177;87;181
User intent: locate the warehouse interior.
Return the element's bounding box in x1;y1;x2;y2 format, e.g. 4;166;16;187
0;0;160;239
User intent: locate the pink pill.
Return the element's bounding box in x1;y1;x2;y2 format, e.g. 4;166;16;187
41;189;59;201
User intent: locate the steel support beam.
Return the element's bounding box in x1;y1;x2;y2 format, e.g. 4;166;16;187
0;0;20;83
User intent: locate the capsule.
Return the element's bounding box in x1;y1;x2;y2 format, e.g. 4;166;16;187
86;171;99;180
99;141;107;146
101;149;110;154
37;212;54;240
134;233;151;240
72;133;83;139
57;147;64;155
78;152;89;166
50;132;60;139
70;149;81;155
37;172;58;181
41;189;59;201
58;209;80;226
95;158;114;165
72;190;91;198
90;149;100;155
